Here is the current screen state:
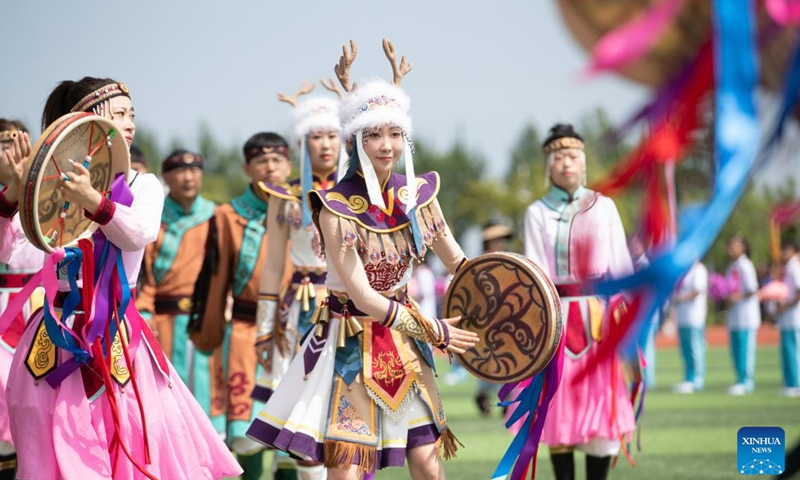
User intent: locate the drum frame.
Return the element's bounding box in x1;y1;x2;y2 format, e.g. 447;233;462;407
444;252;562;384
20;113;130;252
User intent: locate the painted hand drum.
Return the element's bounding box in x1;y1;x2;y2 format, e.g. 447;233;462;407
444;252;562;384
20;113;130;252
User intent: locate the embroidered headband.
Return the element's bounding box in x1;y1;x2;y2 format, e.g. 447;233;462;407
162;151;204;173
542;137;585;155
542;123;585;155
70;82;131;113
244;145;290;162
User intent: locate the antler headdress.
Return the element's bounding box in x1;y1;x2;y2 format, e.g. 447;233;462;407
336;39;420;241
276;79;345;227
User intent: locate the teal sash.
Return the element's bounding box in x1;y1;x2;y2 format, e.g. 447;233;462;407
230;187;267;297
152;195;216;284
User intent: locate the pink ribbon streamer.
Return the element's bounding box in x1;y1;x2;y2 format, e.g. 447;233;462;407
585;0;685;75
766;0;800;25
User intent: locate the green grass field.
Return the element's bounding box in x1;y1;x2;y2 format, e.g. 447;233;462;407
238;345;800;479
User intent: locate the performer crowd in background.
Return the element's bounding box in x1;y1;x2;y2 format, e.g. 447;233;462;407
0;35;799;480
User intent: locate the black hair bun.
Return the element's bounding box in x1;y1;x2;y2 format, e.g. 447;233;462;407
543;123;583;148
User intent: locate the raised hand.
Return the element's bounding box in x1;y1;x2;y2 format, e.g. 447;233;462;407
58;161;102;214
0;131;32;203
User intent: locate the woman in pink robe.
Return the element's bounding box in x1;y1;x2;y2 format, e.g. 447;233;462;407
523;124;635;480
0;77;241;480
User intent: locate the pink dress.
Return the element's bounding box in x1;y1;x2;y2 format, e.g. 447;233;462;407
523;186;636;452
0;215;44;451
0;171;242;480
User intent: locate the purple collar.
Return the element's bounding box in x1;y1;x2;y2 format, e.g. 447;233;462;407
309;171;440;233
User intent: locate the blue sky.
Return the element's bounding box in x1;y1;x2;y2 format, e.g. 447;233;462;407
3;0;651;177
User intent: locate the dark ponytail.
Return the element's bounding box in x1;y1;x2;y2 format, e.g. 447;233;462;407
40;76;120;132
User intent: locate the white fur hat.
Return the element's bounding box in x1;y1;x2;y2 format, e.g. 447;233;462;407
290;96;341;144
339;79;412;140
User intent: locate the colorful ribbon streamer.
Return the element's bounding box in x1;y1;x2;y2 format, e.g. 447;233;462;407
585;0;685;75
577;0;763;381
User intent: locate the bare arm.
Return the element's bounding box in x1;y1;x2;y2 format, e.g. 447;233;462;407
319;208;477;353
259;195;291;295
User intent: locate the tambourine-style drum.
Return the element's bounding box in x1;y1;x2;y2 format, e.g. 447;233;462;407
20;113;130;252
443;252;562;384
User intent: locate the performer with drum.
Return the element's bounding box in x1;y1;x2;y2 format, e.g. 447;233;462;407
0;76;241;479
523;124;636;480
0;118;45;480
247;39;479;479
254;81;343;480
189;131;291;479
136;150;224;432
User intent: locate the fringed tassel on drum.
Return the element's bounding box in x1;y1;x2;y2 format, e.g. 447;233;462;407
323;440;377;473
434;428;464;461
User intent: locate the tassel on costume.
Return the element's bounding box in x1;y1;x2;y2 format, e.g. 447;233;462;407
433;428;464;461
323;440;376;473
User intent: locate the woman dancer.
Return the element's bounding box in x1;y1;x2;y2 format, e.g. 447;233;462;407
0;76;241;479
248;40;479;480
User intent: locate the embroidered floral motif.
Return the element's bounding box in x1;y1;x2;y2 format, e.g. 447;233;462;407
353;95;401;119
336;396;373;436
372;350;405;386
364;252;409;291
394;308;425;340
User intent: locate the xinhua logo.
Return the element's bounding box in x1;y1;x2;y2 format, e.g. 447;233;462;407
737;427;785;475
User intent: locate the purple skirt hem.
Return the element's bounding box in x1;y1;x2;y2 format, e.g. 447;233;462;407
246;420;439;469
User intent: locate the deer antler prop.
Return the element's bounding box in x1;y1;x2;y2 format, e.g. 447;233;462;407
277;80;316;107
334;39;358;93
320;77;344;99
382;38;412;86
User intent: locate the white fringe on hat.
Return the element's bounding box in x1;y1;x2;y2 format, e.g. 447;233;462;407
340;79;416;213
339;79;412;141
291;96;341;145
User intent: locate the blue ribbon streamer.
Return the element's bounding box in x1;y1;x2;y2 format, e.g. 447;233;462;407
301;141;314;228
43;248;90;364
594;0;762;357
490;370;546;480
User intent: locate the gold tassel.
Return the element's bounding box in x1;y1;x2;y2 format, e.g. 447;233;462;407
315;323;326;338
323;440;377;474
308;283;317;299
310;304;323;325
302;283;310;313
313;301;330;338
337;314;349;348
294;284;304;302
433;428;464;461
344;315;363;337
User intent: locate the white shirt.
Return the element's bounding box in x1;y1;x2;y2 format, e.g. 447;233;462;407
725;255;761;330
778;255;800;330
674;262;708;328
0;170;163;289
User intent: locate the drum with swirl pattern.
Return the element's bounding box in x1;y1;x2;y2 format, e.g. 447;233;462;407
443;252;562;384
20;112;130;252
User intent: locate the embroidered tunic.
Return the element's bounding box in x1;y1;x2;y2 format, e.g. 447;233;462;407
247;171;466;471
191;185;272;444
136;194;225;430
253;169;337;402
523;185;636;451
